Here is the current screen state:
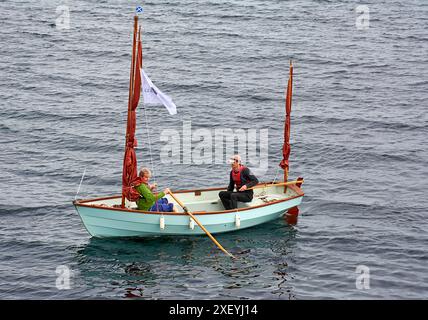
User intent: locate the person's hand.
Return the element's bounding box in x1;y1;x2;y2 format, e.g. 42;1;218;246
163;188;171;195
239;185;247;191
149;183;157;191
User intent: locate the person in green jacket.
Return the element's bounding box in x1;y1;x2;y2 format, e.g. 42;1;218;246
135;167;175;212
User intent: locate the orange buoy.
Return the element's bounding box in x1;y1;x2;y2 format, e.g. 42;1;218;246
285;206;299;225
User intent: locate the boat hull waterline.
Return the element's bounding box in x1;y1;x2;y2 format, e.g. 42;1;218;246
73;183;304;238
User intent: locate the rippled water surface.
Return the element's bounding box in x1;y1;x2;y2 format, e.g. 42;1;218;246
0;0;427;299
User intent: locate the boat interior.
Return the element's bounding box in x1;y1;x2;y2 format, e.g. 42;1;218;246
75;183;303;214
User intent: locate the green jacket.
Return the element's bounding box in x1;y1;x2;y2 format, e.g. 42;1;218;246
135;183;165;211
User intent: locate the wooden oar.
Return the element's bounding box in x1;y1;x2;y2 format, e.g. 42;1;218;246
169;192;236;259
249;179;304;190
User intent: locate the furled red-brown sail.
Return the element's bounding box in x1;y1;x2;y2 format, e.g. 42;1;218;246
122;17;143;207
279;61;293;184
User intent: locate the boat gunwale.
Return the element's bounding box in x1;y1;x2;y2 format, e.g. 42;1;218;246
73;182;304;216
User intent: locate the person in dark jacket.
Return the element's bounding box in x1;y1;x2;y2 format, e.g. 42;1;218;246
219;154;259;210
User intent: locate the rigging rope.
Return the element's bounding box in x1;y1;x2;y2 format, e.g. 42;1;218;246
142;104;157;184
272;165;280;184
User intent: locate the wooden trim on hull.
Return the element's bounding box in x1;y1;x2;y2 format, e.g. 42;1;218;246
73;182;304;216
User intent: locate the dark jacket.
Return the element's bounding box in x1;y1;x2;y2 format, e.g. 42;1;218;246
227;166;259;194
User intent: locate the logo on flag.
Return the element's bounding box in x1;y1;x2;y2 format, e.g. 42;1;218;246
136;6;143;13
141;69;177;115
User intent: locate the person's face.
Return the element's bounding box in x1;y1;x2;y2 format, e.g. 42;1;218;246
142;173;151;183
231;159;240;171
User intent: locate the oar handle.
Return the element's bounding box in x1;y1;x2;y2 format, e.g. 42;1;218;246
249;179;304;190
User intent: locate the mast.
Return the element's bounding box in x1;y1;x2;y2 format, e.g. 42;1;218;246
280;60;293;193
121;16;139;208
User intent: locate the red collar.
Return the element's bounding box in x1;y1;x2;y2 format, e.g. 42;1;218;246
233;165;242;173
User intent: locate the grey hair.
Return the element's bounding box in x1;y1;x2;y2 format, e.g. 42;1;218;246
139;167;152;178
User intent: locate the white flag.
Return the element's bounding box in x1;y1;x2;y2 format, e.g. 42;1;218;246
141;69;177;115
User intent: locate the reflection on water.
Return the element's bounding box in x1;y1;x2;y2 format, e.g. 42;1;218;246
74;220;299;299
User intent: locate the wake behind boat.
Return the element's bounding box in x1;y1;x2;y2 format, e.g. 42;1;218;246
73;14;304;254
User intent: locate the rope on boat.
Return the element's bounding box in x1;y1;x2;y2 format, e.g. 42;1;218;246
272;165;280;184
255;165;280;198
142;104;157;183
142;104;160;211
74;167;86;200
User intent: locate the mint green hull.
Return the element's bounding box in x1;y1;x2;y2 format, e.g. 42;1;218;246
75;197;302;238
74;184;304;238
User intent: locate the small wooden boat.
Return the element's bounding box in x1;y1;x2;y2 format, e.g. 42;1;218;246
74;182;304;238
73;14;304;248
